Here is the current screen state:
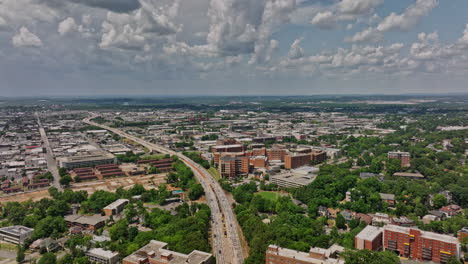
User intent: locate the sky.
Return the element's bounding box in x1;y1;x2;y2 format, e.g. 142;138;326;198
0;0;468;96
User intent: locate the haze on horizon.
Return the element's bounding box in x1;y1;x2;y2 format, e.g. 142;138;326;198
1;0;468;96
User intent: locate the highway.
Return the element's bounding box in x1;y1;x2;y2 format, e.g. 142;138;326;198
36;113;62;191
83;114;245;264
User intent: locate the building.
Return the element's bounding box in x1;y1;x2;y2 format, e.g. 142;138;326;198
310;150;327;164
355;225;383;251
266;244;345;264
285;153;311;169
58;153;116;169
0;225;34;245
383;224;460;263
457;227;468;242
392;172;424;180
388;151;411;167
267;148;286;161
270;171;317;188
122;240;213;264
86;248;119;264
218;155;249;178
64;214;108;232
103;199;129;216
379;193;396;207
250;156;268;168
439;204;462;217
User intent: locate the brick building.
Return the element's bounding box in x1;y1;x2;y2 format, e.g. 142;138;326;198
355;225;383;251
250;156;268;168
285;154;311;169
383;225;460;263
388;151;411;167
218;155;249;178
310;150;327;164
267;148;286;162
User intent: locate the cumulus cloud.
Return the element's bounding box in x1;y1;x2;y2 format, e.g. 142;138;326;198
68;0;141;13
337;0;384;15
347;0;438;43
58;17;78;35
12;27;42;47
206;0;295;58
288;37;305;59
0;16;7;29
311;11;337;29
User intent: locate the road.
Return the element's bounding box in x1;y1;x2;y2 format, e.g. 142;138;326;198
36;113;62;191
83;114;245;264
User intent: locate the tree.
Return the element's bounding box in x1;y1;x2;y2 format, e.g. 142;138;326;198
432;194;448;209
336;214;347;229
59;175;72;186
16;246;25;263
38;253;57;264
343;250;400;264
188;184;204;200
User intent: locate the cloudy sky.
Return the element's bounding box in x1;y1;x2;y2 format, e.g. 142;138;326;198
1;0;468;96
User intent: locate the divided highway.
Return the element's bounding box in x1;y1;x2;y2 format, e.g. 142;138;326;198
83;114;245;264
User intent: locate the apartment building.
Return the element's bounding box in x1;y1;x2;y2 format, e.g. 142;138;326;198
267;148;286;161
0;226;34;245
383;225;460;263
388;151;411;167
266;244;345;264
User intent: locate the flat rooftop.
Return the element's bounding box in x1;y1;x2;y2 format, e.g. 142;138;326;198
123;240;212;264
103;199;129;210
0;225;33;235
61;153;115;162
87;248;118;259
267;245;344;264
355;225;382;241
384;225;460;244
271;172;317;186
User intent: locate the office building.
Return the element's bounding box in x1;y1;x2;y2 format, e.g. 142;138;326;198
383;225;460;263
0;225;33;245
266;244;345;264
122;240;213;264
285;153;311;169
267;148;286;161
355;225;383;251
310;150;327;164
58;153;116;169
103;199;129;216
86;248;119;264
218;155;249;178
388;151;411;167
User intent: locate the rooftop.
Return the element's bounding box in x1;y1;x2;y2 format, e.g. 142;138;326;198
103;199;129;210
0;225;34;235
87;248;119;259
384;225;460;244
355;225;382;241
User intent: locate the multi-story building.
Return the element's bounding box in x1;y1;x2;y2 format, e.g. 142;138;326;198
218;155;249;178
267;148;286;162
388;151;411;167
310;150;327;164
58;153;116;169
355;225;383;251
122;240;213;264
266;244;345;264
86;248;119;264
103;199;129;216
383;225;460;263
0;226;34;245
64;214;108;232
285;153;311;169
250;156;268;168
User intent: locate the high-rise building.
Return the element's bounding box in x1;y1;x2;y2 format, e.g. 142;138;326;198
218;155;249;178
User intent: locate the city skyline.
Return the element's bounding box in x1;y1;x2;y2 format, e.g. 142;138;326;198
1;0;468;96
